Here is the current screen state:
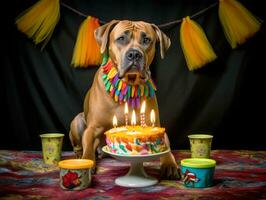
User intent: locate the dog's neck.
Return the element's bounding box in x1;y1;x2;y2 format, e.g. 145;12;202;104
101;55;157;108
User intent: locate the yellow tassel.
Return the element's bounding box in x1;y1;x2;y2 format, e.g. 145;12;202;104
180;16;217;71
219;0;261;49
15;0;60;48
71;16;102;67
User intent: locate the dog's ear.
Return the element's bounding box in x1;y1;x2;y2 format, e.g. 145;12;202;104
94;20;119;54
152;24;171;59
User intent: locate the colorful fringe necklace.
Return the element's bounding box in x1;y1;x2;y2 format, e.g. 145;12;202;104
101;57;157;108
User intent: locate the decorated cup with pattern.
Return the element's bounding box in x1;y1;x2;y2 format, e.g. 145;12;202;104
59;159;94;190
188;134;213;158
40;133;64;165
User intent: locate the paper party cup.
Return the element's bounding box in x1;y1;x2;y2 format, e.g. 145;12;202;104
58;159;94;190
188;134;213;158
40;133;64;165
181;158;216;188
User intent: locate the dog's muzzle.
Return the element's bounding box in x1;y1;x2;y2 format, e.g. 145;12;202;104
119;48;150;85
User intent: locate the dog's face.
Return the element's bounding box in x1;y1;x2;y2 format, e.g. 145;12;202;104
95;20;171;85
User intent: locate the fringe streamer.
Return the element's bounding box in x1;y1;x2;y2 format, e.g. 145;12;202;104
101;58;156;108
71;16;102;67
219;0;261;49
180;16;217;71
15;0;60;49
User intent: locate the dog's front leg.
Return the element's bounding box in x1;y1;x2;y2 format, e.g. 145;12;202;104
82;125;103;173
160;134;181;180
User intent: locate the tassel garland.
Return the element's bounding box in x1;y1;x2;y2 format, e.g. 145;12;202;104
15;0;60;49
219;0;261;49
180;16;217;71
15;1;262;69
71;16;102;67
101;56;157;108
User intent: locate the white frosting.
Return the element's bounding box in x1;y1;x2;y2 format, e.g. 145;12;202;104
109;127;128;133
126;131;142;135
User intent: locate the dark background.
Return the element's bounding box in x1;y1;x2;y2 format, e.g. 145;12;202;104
2;0;265;151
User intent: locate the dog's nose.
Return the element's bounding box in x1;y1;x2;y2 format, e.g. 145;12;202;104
126;49;143;62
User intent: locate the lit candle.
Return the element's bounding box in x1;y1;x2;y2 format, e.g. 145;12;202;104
124;102;129;126
131;110;136;126
113;115;118;128
140;101;146;127
150;109;155;127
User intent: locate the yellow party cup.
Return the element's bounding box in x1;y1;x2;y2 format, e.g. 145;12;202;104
188;134;213;158
40;133;64;165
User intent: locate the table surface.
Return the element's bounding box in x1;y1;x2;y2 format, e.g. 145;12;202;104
0;150;266;200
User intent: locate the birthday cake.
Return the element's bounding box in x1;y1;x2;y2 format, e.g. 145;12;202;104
104;126;167;155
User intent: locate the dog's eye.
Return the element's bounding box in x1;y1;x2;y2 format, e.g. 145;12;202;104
143;37;151;45
117;36;125;42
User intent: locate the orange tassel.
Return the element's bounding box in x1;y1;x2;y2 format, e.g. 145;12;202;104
219;0;262;48
71;16;102;67
180;16;217;71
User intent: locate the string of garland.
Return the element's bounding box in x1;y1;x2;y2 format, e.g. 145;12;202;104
15;0;262;71
59;2;218;29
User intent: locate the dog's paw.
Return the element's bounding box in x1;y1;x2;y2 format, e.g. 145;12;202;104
73;146;83;159
160;163;181;180
160;152;181;180
75;153;82;159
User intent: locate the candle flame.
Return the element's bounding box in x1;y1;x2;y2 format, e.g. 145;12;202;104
150;109;155;126
113;115;118;128
131;110;136;126
140;100;146;114
124;102;128;114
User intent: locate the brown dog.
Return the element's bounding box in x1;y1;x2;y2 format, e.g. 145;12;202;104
69;20;180;179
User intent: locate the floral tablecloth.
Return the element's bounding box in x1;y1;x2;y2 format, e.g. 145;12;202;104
0;150;266;200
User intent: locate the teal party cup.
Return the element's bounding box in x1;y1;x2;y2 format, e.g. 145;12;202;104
181;158;216;188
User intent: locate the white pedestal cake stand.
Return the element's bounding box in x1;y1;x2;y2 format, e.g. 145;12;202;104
102;145;170;188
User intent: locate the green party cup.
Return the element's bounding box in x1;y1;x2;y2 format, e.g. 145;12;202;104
40;133;64;165
188;134;213;158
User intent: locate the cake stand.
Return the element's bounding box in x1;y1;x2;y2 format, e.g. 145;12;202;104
102;145;170;187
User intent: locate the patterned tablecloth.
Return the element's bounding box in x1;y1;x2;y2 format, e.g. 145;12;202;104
0;150;266;200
